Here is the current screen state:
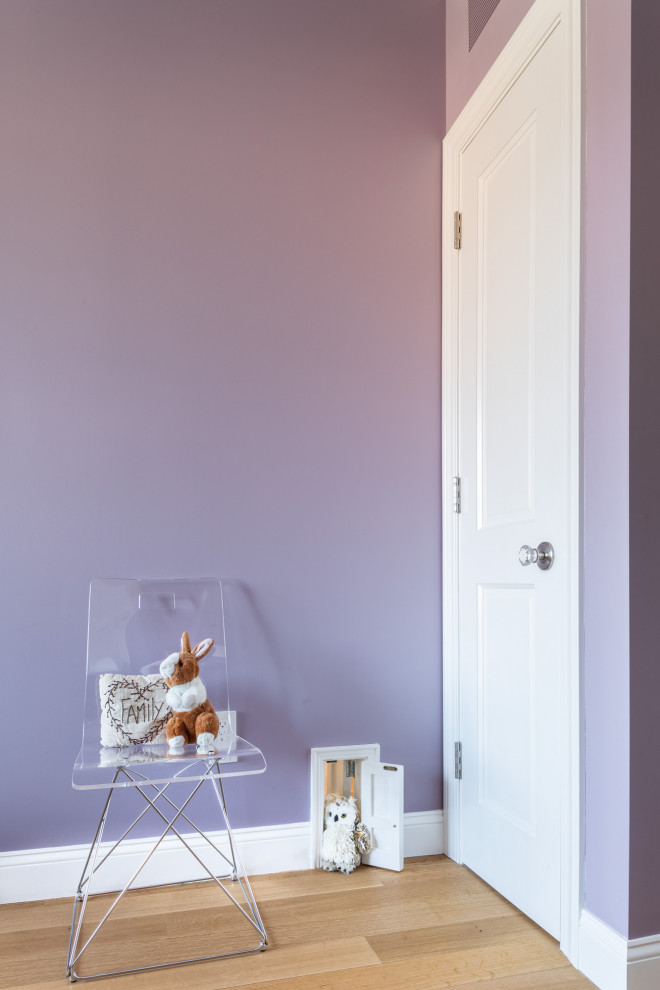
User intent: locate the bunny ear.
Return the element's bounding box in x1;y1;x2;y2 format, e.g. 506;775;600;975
193;637;214;660
181;631;192;654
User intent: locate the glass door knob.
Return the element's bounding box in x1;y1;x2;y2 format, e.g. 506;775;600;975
519;541;554;570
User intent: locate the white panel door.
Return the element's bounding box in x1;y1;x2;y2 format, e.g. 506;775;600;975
360;762;404;872
457;22;566;938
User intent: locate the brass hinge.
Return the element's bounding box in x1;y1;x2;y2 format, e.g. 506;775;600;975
453;476;461;514
454;741;462;780
453;210;462;250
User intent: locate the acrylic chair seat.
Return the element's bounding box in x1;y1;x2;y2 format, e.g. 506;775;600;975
67;577;268;982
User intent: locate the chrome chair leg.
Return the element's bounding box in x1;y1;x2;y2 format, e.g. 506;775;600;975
66;765;267;981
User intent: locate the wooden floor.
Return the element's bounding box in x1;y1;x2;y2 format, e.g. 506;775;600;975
1;856;596;989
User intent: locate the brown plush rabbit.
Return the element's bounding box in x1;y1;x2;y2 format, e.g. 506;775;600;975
159;632;220;754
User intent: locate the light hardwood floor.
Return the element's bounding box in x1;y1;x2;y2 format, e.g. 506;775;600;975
1;856;596;989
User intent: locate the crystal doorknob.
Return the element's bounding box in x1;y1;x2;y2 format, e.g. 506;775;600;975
519;542;554;570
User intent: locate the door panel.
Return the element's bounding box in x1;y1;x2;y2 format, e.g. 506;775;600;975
360;761;404;872
457;24;564;938
478;584;535;833
478;120;536;529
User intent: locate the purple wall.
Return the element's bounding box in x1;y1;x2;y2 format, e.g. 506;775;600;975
582;0;631;937
0;0;445;850
628;0;660;941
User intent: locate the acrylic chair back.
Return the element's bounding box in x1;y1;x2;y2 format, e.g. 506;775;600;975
74;577;232;789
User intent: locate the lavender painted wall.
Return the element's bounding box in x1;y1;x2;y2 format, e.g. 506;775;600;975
582;0;631;938
628;0;660;941
0;0;445;851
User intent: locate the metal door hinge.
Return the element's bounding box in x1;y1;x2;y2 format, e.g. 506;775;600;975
453;476;462;514
454;211;462;250
454;741;462;780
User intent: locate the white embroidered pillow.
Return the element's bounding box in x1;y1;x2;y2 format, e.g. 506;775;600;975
99;674;172;747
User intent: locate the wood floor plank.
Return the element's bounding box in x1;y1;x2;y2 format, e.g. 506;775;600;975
367;913;551;963
483;970;596;989
223;937;571;990
0;898;72;936
250;866;386;901
63;938;378;990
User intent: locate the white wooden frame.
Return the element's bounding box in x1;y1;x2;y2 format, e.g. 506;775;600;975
309;743;380;868
441;0;582;964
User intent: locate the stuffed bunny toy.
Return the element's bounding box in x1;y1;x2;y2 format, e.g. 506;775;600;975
159;632;219;754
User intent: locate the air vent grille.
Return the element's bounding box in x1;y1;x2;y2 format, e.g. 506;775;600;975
468;0;502;50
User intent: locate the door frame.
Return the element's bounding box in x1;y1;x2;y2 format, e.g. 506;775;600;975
441;0;582;964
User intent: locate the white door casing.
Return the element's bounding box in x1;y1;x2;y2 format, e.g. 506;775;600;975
310;746;405;873
309;744;380;869
442;0;581;963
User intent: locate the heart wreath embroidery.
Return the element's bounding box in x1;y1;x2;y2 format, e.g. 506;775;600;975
99;673;173;747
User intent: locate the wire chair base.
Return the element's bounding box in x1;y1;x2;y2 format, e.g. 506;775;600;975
66;761;267;981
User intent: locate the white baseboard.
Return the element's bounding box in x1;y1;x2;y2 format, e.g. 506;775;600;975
578;909;660;990
403;809;444;858
579;910;629;990
0;810;444;905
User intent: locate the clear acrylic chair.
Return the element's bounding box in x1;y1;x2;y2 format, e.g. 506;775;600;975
67;578;267;981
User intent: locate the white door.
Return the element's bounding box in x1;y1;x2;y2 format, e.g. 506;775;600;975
360;762;404;872
455;21;568;939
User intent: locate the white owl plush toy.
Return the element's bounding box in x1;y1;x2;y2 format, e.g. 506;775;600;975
321;794;372;874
